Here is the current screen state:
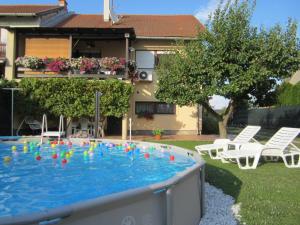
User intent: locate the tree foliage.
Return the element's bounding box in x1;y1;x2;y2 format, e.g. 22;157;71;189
155;0;300;137
19;78;133;119
277;82;300;106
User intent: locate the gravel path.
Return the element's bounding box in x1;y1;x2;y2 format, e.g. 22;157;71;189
199;183;241;225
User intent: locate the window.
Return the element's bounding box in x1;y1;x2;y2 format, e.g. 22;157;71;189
135;102;175;115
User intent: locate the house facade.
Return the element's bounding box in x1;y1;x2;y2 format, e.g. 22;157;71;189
0;0;203;139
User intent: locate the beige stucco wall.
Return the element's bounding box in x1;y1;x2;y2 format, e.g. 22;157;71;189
129;39;200;135
4;29;16;80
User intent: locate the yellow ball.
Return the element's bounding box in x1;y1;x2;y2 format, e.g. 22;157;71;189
11;146;17;152
3;156;12;163
66;153;71;159
51;144;56;149
69;150;74;156
23;146;28;153
89;147;94;152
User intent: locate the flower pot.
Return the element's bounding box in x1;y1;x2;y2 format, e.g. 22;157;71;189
154;134;161;140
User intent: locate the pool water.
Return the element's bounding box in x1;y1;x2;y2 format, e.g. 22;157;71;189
0;141;195;217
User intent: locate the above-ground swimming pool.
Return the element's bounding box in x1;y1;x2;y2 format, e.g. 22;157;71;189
0;139;205;225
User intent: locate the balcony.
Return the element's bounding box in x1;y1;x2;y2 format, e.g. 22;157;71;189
15;56;134;79
0;43;5;58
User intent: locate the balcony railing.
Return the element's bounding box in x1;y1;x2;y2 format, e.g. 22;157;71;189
0;43;6;58
15;56;133;79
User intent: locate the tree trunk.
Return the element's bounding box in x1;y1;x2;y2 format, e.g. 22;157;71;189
99;117;107;138
219;100;235;138
66;117;72;137
218;121;227;138
202;99;235;138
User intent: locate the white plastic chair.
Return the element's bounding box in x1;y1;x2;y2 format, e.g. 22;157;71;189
195;126;261;159
221;127;300;169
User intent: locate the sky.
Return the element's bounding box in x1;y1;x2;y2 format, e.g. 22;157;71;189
1;0;299;109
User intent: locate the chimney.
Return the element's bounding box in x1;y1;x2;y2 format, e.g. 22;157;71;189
103;0;111;22
58;0;68;7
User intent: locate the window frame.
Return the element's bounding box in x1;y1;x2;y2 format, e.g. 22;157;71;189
135;101;176;115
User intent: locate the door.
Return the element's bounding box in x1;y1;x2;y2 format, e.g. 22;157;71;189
106;116;122;135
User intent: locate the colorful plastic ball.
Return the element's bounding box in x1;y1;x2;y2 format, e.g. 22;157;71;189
47;140;51;145
36;155;42;161
52;153;58;159
60;141;64;145
144;153;150;159
170;155;175;161
23;146;28;153
11;146;17;152
51;144;56;149
60;152;66;159
135;148;140;154
34;152;40;156
3;156;12;163
83;151;88;157
69;150;74;156
66;153;71;159
62;159;67;164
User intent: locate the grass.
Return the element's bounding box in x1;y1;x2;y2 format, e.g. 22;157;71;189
151;140;300;225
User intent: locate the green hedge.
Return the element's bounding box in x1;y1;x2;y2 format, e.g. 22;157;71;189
278;82;300;106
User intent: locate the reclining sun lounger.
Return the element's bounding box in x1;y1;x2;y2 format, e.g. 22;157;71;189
195;125;261;159
220;127;300;169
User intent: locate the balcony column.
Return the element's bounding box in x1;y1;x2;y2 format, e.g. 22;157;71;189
122;113;128;140
5;29;16;80
125;33;130;79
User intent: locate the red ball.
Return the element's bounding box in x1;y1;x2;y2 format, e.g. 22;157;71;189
52;154;58;159
144;153;150;159
125;148;129;153
54;141;58;145
36;155;42;161
60;141;64;145
62;159;67;164
170;155;175;161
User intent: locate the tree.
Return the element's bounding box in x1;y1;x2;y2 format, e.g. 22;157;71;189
19;78;133;136
277;82;300;106
155;0;300;137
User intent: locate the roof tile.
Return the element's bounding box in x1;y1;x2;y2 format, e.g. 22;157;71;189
0;5;62;15
57;14;203;38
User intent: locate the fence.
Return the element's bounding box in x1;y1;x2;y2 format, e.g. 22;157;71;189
230;105;300;129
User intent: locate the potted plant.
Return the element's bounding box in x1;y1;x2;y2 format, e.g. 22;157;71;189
152;129;164;140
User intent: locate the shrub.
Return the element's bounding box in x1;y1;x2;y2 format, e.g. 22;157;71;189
277;82;300;106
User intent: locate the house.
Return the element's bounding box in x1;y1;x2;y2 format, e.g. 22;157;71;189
0;28;6;77
0;0;203;139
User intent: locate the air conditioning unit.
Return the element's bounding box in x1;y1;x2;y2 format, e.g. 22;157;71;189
138;69;153;82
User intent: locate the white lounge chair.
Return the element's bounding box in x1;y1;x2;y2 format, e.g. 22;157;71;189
195;125;261;159
40;114;65;144
220;127;300;169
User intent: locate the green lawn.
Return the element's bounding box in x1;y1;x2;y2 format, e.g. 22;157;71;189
151;140;300;225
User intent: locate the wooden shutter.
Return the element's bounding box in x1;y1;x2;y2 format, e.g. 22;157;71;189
25;37;70;58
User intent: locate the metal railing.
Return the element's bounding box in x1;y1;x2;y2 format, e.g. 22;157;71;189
0;43;6;58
